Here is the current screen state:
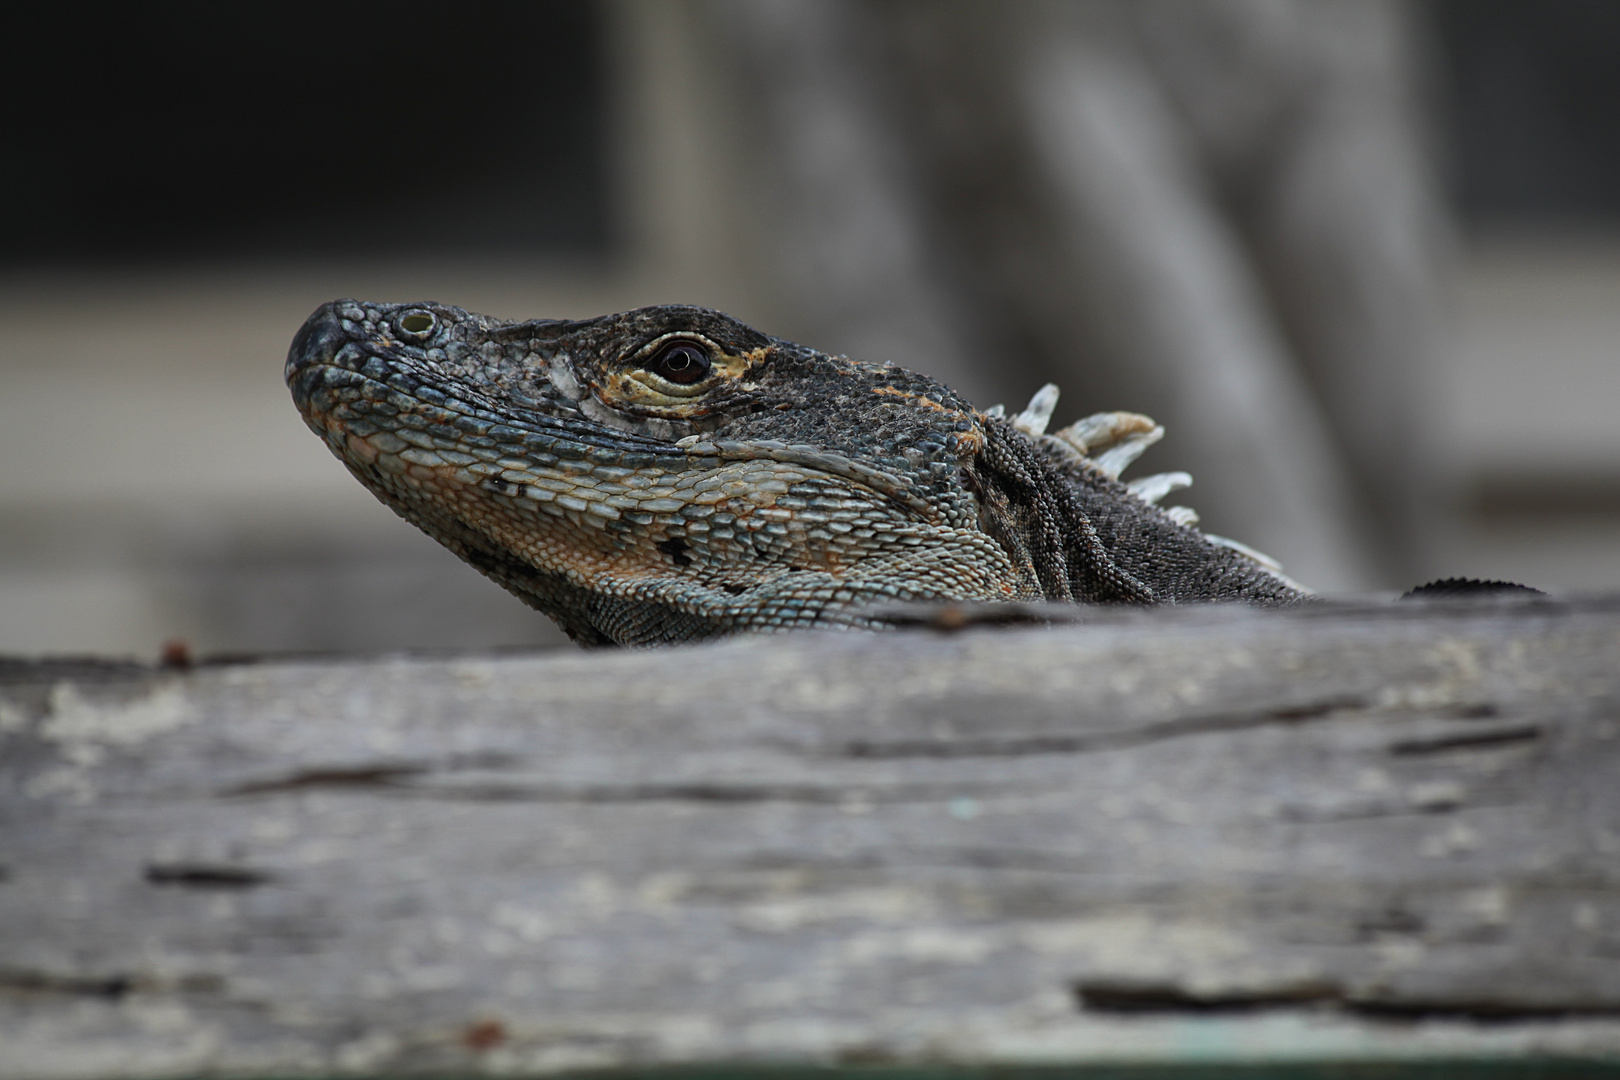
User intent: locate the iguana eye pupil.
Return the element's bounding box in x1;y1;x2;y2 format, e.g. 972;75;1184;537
647;342;711;385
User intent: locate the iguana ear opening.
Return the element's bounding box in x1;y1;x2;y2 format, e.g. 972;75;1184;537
977;420;1156;605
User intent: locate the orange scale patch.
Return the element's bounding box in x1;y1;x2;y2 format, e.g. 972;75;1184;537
951;426;986;455
869;385;972;421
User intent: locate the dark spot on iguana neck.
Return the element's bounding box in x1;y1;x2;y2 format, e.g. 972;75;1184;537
657;537;693;568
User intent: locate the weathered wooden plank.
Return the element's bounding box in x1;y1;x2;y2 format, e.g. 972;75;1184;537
3;599;1620;1076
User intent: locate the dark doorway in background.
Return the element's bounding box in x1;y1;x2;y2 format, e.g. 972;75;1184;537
3;1;611;264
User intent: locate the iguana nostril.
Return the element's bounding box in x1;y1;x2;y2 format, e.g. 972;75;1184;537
399;311;436;337
286;301;346;389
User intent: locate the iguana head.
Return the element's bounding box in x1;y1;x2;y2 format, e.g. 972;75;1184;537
288;300;1300;645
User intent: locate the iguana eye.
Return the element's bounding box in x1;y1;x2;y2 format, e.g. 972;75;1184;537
645;341;711;385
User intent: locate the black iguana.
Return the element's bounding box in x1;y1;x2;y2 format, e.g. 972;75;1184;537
287;300;1311;646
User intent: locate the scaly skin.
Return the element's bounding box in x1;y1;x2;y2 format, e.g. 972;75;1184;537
287;300;1307;645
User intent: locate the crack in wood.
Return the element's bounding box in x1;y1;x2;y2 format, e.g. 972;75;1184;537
0;969;224;999
224;762;1030;805
831;694;1372;759
1348;999;1620;1023
1075;979;1620;1022
1387;724;1544;756
342;779;1020;804
0;970;134;999
224;763;431;795
1272;794;1528;825
1076;978;1342;1013
144;863;276;888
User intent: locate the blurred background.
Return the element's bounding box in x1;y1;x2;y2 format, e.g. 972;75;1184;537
2;0;1617;658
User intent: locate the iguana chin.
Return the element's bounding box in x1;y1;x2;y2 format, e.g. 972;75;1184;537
287;300;1308;646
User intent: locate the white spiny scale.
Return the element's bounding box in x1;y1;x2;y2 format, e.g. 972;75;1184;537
1203;534;1312;594
1202;533;1283;572
1012;383;1060;437
1127;471;1192;506
1092;425;1165;479
1054;410;1158;457
983;404;1006;419
1165;506;1200;527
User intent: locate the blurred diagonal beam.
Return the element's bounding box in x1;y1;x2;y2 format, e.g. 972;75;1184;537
707;0;1002;407
1133;0;1449;582
1017;12;1379;592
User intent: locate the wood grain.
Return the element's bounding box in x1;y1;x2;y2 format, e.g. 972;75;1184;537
3;598;1619;1075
